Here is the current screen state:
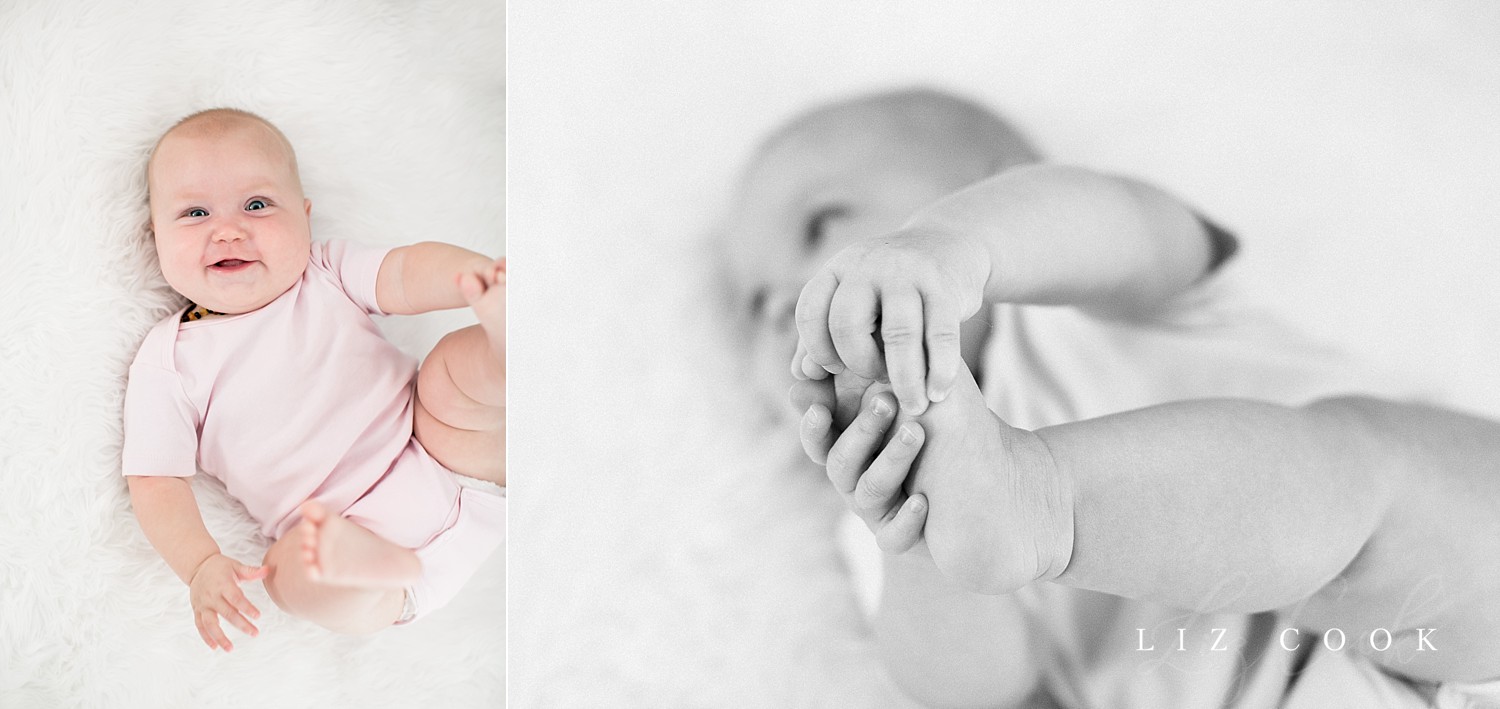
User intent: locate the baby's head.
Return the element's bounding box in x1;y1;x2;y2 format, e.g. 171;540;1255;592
147;108;311;314
719;88;1040;416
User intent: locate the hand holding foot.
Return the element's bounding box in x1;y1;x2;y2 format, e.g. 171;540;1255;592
900;362;1074;595
791;374;929;554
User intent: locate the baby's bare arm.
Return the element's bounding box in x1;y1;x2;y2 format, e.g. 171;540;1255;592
1042;397;1500;682
126;476;221;584
794;165;1220;414
907;163;1213;318
375;241;493;315
128;475;268;650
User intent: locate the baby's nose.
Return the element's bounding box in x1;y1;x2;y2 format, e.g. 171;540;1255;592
211;222;249;242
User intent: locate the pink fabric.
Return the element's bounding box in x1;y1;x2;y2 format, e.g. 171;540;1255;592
122;239;420;540
343;437;507;622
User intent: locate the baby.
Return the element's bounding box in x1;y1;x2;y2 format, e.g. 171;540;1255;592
123;108;505;647
730;90;1500;707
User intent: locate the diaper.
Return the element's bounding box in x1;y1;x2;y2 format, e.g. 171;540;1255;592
340;437;507;624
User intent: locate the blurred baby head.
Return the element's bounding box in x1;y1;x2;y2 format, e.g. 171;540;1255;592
147;108;312;314
718;88;1040;418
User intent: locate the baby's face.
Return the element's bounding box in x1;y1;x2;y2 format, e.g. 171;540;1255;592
723;123;999;415
148;124;311;314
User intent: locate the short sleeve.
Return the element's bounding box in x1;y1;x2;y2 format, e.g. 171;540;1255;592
1195;211;1240;277
121;365;200;478
309;239;395;316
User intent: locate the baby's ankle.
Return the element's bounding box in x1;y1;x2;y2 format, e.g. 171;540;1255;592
1012;427;1075;584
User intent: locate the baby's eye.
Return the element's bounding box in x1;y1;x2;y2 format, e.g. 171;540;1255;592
184;208;208;218
804;204;851;248
246;199;268;211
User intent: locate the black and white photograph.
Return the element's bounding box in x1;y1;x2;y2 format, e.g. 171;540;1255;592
507;2;1500;707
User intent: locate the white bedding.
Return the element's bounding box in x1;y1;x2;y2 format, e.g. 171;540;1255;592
0;2;504;707
507;1;1500;706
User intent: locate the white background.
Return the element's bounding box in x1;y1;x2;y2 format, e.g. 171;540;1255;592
0;2;504;706
507;1;1500;706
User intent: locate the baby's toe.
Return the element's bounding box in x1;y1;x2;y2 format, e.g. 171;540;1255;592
299;499;327;523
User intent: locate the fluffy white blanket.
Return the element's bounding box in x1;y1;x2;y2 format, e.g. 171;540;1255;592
0;2;504;707
506;1;1500;706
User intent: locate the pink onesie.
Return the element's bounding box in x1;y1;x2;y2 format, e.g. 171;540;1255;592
122;239;504;622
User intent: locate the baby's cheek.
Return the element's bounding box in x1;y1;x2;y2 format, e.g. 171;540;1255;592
753;339;792;403
743;327;797;418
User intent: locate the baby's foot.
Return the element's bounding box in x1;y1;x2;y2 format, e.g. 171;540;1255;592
458;258;505;358
297;500;421;589
898;363;1074;594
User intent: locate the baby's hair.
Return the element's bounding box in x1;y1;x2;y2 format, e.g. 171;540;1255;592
145;107;301;193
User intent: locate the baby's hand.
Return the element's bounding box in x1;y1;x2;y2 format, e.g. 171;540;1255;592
456;257;506;297
791;228;988;415
791;375;928;554
188;554;268;652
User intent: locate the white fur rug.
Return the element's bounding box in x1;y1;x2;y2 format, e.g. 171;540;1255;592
507;1;1500;706
0;2;504;707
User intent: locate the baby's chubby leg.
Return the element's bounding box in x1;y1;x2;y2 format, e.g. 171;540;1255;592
260;501;413;635
890;364;1386;610
412;259;505;486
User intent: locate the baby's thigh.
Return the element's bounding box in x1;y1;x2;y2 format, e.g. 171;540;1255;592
413;325;504;484
413;397;503;484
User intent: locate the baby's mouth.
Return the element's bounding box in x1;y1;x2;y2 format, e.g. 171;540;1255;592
210;259;256;271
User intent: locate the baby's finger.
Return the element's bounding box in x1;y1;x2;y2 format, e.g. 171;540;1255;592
793;271;844;375
234;562;269;582
219;597;259;638
853;422;924;517
875;494;928;555
827;285;883;380
799;403;834;465
799;353;830;381
825;392;897;495
195;615;217;650
922;291;962;404
880;289;929;416
457;271;485;304
226;587;263;624
832;371;878;429
200;609;232;652
792;342;832;382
